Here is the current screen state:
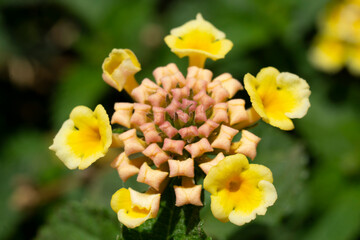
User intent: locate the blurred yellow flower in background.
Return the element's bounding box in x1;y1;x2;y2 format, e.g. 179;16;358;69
244;67;311;131
309;0;360;75
164;13;233;68
49;104;112;169
204;154;277;226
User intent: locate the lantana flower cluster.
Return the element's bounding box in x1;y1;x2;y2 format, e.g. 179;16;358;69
50;14;311;229
309;0;360;75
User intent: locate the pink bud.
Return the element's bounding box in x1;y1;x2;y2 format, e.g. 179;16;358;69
178;126;199;140
199;152;225;174
131;78;159;103
209;81;230;103
198;120;219;138
193;79;208;94
186;66;213;83
168;158;194;177
162;138;185;155
152;107;166;125
234;130;261;160
137;162;168;191
142;143;170;167
153;63;185;85
161;75;178;92
176;110;189;124
118;129;146;156
148;88;167;107
165;98;181;118
181;99;197;112
195;105;207;123
111;153;144;182
171;86;190;101
184;138;213;158
211;125;239;152
111;103;133;128
193;90;215;110
213;73;243;98
159;121;178;138
211;102;228;123
174;177;203;207
228;99;248;125
130;103;151;126
140;122;162;144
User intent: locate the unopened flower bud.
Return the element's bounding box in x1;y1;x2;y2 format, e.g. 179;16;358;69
181;99;197;112
148;88;167;107
195;105;207;123
159;121;178;138
213;73;243;98
162;138;185;155
228;99;248;125
137;162;168;191
131;78;159;103
211;102;228;123
178;126;199;140
140;123;162;144
211;125;239;152
194;90;215;110
233;130;261;160
142;143;170;167
165;98;181;118
185;138;213;158
198;119;219;138
130;103;151;126
111;153;143;182
111;103;134;128
168;158;194;177
152;107;166;125
118;129;146;156
174;177;203;207
176;110;189;124
171;86;190;101
199;152;225;174
187;66;213;83
153;63;185;85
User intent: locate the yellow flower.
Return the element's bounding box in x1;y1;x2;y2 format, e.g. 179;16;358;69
102;49;141;94
244;67;310;131
203;154;277;226
308;35;346;74
49;105;112;170
164;13;233;68
111;188;161;228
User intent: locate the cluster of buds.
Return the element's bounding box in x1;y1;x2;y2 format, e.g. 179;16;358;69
50;13;310;229
309;0;360;75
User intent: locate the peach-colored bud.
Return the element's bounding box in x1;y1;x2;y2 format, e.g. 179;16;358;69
211;125;239;152
111;153;143;182
148;88;167;107
234;130;261;160
118;129;146;156
199;152;225;174
162;138;185;155
213;73;243;98
171;86;190;101
181;99;197;112
168;158;194;177
152;107;166;125
178;126;198;140
159;121;178;138
111;133;124;148
165;98;181;118
193;79;208;94
137;162;168;191
142;143;170;167
186;66;213;83
228;99;248;125
153;63;185;85
195;105;207;123
111;103;134;128
185;77;197;89
208;81;230;103
211;102;228;123
185;138;213;158
174;177;203;207
130;103;151;127
176;110;189;124
140;123;162;144
193;90;215;110
131;78;159;103
161;75;178;92
198;120;219;138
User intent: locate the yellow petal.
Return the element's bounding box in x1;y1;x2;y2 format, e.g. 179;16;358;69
102;49;141;93
49;105;112;170
244;67;311;130
308;35;346;73
203;154;277;226
164;13;233;67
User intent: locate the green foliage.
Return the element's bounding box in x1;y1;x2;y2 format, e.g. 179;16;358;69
36;202;121;240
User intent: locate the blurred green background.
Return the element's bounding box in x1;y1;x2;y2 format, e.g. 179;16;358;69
0;0;359;239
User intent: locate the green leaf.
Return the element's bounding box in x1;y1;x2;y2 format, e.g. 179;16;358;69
36;202;121;240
